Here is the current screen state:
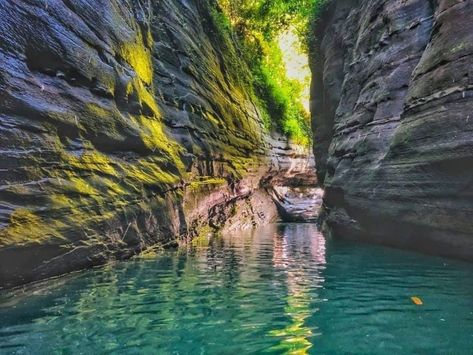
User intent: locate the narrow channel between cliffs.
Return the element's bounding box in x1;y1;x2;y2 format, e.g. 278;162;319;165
1;0;472;291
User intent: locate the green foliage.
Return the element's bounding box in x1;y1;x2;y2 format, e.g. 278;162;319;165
210;6;232;35
212;0;327;145
252;40;311;145
218;0;327;45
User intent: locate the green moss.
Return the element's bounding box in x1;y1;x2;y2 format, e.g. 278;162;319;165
227;156;263;177
229;202;238;217
0;20;193;251
134;116;184;168
126;159;180;187
188;177;227;190
0;209;66;246
67;152;118;177
118;37;154;85
61;177;99;196
191;225;216;248
137;244;165;259
0;1;324;252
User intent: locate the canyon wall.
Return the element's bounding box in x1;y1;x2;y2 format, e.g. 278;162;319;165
0;0;316;288
311;0;473;260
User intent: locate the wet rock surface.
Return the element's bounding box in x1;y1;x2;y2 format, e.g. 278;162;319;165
264;136;321;222
0;0;315;288
272;186;323;222
311;0;473;260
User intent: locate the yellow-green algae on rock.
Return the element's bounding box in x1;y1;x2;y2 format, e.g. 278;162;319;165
0;0;284;288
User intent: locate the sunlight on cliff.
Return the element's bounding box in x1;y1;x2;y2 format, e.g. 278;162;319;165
277;28;311;114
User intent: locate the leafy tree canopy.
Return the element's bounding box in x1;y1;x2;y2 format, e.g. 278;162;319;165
219;0;325;42
213;0;327;145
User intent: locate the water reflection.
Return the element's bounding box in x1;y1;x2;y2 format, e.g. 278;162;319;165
1;223;472;354
270;224;326;354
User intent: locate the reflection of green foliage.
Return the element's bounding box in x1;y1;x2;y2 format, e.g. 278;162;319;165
269;292;313;354
213;0;329;146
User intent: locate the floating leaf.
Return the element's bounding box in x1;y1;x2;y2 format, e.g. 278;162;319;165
411;296;423;305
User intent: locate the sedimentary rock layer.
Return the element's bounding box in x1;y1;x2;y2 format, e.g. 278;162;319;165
0;0;314;288
311;0;473;260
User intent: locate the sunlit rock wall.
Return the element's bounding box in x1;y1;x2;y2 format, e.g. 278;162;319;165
311;0;473;259
0;0;304;288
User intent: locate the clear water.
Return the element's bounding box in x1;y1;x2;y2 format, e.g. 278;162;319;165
0;223;472;354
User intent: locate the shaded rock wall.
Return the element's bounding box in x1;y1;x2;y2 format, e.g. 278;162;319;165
311;0;473;259
0;0;311;288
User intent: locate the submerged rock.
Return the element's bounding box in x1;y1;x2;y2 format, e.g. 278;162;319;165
311;0;473;260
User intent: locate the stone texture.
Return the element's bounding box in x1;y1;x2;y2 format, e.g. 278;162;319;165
264;136;321;221
0;0;314;289
311;0;473;260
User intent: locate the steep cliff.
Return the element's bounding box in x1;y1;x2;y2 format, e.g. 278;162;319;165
0;0;316;289
311;0;473;259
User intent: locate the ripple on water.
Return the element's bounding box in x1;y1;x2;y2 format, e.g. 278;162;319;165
0;223;472;354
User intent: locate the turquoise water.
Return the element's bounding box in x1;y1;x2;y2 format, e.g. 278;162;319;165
0;223;472;354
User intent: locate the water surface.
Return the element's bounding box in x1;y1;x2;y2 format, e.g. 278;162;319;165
0;223;472;354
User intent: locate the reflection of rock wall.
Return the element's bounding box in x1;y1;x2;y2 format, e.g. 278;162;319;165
0;0;312;288
311;0;473;259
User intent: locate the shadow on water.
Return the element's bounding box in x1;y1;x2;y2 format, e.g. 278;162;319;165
0;223;472;354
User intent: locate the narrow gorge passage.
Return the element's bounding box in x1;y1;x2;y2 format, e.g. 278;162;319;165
0;0;324;289
0;0;472;353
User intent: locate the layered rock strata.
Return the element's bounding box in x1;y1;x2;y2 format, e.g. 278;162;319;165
311;0;473;260
0;0;315;288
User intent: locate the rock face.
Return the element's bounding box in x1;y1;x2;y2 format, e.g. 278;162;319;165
311;0;473;260
264;137;322;222
0;0;315;289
